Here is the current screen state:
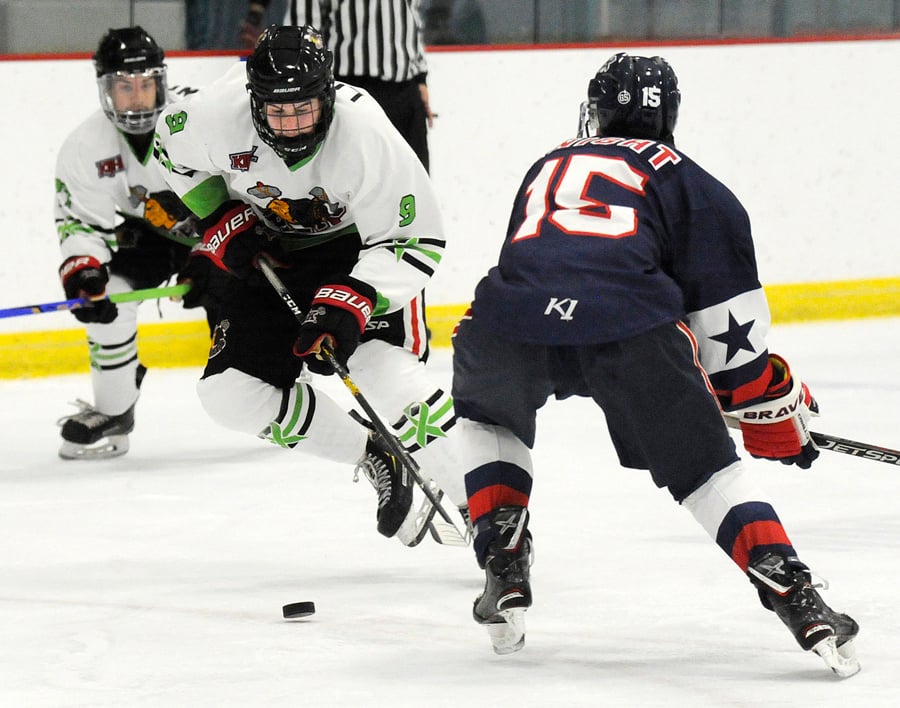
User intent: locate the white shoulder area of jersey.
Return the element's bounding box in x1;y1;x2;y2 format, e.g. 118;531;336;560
330;82;409;152
333;82;393;122
57;109;122;169
162;62;247;121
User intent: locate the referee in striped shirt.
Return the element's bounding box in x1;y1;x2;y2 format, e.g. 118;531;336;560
241;0;435;172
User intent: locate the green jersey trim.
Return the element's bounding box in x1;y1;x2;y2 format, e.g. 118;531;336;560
182;176;230;219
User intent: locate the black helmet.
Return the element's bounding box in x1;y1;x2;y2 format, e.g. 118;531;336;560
93;26;167;134
579;53;680;144
246;25;336;162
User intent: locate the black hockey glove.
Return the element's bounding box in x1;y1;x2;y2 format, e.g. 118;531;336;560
59;255;117;324
293;276;377;375
195;200;266;279
177;251;214;310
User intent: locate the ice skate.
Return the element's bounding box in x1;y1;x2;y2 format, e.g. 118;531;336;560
354;435;414;540
57;399;135;460
473;506;532;655
749;552;860;678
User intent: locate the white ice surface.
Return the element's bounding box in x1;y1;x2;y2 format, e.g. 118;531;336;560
1;318;898;707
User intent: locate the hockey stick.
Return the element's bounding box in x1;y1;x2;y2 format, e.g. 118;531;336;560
256;255;468;544
0;284;191;319
724;417;899;466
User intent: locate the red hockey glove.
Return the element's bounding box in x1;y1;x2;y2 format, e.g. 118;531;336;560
729;354;820;469
293;276;377;376
195;200;266;279
59;255;117;324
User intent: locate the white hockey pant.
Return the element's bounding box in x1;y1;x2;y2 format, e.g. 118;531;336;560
80;273;142;415
196;339;466;506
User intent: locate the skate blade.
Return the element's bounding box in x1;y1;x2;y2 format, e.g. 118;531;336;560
59;434;129;461
812;636;860;678
485;609;526;655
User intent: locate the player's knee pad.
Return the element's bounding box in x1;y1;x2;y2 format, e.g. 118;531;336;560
197;368;281;434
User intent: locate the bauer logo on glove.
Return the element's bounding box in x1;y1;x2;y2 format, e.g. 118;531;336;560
293;277;377;375
311;285;373;322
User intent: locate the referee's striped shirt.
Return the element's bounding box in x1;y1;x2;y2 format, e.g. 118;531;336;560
284;1;428;82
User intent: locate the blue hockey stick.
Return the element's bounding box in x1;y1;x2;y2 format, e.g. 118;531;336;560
0;284;191;319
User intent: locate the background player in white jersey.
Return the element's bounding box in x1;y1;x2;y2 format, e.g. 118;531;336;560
451;53;859;676
55;27;225;460
154;25;465;543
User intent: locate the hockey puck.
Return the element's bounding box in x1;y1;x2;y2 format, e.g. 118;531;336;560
283;601;316;619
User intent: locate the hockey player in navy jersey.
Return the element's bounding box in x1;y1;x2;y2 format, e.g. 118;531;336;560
452;53;859;676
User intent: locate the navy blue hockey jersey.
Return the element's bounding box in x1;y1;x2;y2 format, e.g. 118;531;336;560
470;135;774;407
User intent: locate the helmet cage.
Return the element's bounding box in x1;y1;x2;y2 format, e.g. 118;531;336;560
248;91;334;161
246;25;336;161
97;67;168;134
583;53;680;143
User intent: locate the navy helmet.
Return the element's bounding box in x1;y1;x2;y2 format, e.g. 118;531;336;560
246;25;336;162
579;53;680;144
93;26;167;134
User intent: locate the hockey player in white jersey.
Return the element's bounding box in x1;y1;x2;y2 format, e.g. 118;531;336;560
55;27;225;460
154;25;466;543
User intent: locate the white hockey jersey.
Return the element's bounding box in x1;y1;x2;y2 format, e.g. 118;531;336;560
154;62;445;316
55;91;197;265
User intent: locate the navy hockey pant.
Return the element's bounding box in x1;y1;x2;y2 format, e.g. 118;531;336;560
451;317;739;502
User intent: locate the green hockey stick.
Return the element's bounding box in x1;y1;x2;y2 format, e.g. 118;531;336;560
0;284;191;319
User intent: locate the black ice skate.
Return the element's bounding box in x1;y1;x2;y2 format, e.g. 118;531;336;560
58;400;135;460
473;506;532;655
355;435;414;539
748;552;860;678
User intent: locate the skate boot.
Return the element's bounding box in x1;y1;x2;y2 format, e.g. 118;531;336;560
748;552;860;678
473;506;532;655
355;435;414;539
58;400;135;460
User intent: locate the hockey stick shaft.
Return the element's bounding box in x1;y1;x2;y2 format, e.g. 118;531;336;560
806;432;900;465
725;417;899;466
256;256;465;530
0;284;191;319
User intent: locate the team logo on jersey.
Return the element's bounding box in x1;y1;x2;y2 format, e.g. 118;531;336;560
128;185;149;209
247;181;282;199
165;111;188;135
96;154;125;178
208;319;230;359
229;146;259;171
616;90;631;105
263;186;346;233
